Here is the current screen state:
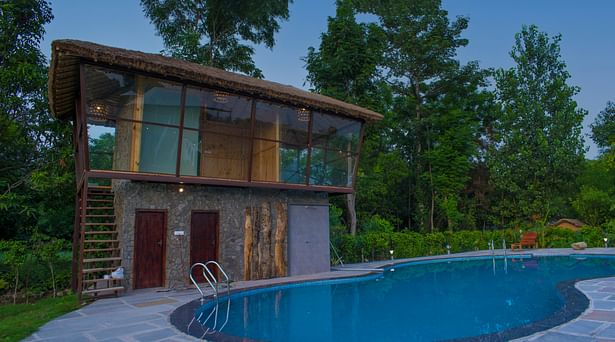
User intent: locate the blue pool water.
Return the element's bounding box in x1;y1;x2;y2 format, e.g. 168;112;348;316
183;256;615;341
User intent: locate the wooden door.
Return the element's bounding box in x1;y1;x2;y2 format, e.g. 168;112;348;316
190;211;219;282
134;210;166;289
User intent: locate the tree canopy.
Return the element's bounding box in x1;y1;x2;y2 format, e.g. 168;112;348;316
141;0;292;77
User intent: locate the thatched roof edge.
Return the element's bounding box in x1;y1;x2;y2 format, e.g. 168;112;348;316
48;39;384;122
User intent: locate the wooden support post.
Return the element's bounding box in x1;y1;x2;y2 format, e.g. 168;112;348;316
274;202;288;277
260;202;272;279
243;208;253;280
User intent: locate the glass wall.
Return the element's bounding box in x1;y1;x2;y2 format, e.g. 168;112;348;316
84;65;363;189
181;88;251;180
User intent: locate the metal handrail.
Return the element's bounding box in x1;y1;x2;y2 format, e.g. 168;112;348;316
204;261;231;299
190;261;231;299
190;262;217;298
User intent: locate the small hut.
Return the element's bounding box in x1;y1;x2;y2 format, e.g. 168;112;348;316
550;219;587;231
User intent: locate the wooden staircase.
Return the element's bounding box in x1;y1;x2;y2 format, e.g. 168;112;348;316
78;185;124;298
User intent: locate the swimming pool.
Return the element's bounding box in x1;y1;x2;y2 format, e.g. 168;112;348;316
171;255;615;341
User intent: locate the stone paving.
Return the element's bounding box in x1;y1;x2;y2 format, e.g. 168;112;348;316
25;248;615;341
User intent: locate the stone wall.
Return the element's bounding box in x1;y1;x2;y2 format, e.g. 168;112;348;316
112;180;328;290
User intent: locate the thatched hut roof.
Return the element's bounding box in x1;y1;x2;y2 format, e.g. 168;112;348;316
48;40;383;122
550;218;587;228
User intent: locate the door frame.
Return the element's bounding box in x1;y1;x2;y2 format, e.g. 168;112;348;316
133;209;168;289
189;209;220;261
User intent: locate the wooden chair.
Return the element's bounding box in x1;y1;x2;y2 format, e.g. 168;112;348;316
511;232;538;251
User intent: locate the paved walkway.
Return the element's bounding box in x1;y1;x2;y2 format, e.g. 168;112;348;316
25;248;615;341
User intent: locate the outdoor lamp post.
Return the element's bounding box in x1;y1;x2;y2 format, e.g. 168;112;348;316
604;237;608;248
446;244;451;255
389;250;395;272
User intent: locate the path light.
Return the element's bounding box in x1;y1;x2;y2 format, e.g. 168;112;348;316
446;244;451;255
178;185;185;193
389;250;395;272
605;237;608;248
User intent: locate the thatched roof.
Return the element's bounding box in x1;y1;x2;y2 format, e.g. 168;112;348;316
48;40;383;122
551;218;587;228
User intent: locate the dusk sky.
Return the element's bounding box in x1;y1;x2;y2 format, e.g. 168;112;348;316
42;1;615;158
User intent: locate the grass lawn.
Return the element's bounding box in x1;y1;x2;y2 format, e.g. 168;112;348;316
0;294;79;342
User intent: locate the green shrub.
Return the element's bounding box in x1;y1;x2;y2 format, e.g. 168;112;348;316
331;223;615;263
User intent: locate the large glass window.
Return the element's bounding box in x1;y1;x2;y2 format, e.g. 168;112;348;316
84;65;363;189
180;87;251;180
309;112;361;187
85;66;135;172
252;101;310;184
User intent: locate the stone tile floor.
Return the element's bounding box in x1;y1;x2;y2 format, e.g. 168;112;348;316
25;248;615;341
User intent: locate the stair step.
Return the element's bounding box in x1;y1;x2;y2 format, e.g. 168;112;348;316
87;199;113;203
83;214;115;218
88;191;113;197
84;231;118;235
81;222;116;226
84;248;120;253
82;267;118;274
84;240;119;244
83;257;122;263
82;286;124;295
82;278;123;284
85;206;114;210
89;185;112;190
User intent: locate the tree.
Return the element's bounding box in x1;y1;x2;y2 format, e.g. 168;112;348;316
592;102;615;171
572;186;613;226
356;0;486;232
141;0;291;77
592;102;615;153
489;25;586;225
0;0;74;240
304;0;388;235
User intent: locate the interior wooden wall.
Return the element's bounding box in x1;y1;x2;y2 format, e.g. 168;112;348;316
252;122;280;182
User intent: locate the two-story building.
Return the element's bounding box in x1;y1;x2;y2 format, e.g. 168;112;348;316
48;40;382;298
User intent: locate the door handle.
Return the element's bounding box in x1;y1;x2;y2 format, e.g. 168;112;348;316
157;240;163;246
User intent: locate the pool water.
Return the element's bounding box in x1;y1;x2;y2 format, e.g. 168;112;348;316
187;256;615;341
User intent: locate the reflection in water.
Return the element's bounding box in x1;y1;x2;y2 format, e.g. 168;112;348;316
187;298;231;339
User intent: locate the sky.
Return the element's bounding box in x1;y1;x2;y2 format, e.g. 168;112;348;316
41;1;615;159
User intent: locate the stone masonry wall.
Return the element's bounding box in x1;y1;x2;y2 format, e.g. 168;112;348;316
112;180;328;290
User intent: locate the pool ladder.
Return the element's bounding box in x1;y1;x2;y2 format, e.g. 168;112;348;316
190;261;231;299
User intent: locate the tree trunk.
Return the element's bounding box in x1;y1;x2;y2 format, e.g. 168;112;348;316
346;193;357;236
13;267;18;304
49;262;56;298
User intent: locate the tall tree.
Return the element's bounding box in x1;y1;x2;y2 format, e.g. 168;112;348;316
592;102;615;160
0;0;74;239
141;0;291;77
489;25;586;225
304;0;388;235
356;0;485;231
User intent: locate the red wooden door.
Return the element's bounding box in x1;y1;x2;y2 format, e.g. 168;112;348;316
134;210;166;289
190;211;219;282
